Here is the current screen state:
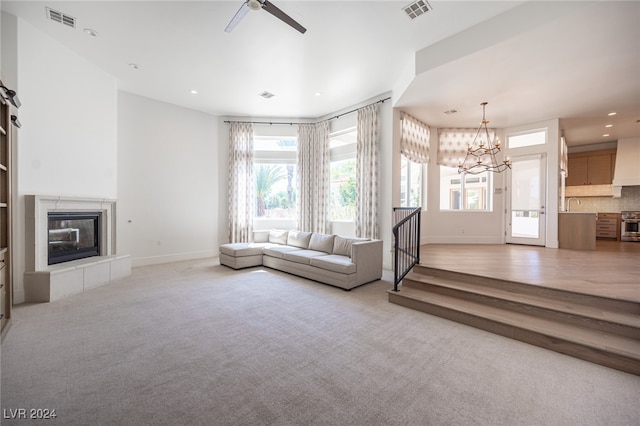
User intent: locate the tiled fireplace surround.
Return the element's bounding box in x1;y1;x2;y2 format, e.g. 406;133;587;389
24;195;131;302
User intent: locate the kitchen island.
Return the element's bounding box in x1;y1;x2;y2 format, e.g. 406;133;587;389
558;212;597;250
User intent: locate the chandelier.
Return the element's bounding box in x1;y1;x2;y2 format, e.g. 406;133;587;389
458;102;511;175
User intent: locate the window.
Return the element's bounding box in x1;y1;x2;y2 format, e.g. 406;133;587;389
329;129;357;221
253;137;297;219
508;129;546;149
400;156;424;207
439;166;491;211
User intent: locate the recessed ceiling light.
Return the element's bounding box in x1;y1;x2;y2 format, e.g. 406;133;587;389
83;28;98;37
129;63;140;70
315;92;322;97
190;90;198;95
603;134;610;137
608;112;617;116
605;124;613;128
259;91;275;99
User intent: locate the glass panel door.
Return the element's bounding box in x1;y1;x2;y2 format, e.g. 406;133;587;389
507;155;546;246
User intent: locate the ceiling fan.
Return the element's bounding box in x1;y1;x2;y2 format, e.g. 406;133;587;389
225;0;307;34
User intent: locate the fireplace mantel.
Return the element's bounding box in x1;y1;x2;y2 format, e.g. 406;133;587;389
24;195;131;302
27;195;116;271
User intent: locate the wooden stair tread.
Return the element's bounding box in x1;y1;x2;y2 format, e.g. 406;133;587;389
390;286;640;360
404;272;640;328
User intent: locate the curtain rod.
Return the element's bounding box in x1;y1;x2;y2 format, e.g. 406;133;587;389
224;96;391;125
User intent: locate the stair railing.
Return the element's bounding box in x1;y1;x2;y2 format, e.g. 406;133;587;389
392;207;421;292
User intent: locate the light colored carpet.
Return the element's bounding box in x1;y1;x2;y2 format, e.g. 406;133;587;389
1;258;638;425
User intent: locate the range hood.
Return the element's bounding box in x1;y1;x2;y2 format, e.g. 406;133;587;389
612;137;640;198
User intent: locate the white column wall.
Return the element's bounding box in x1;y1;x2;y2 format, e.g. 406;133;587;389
6;15;118;303
118;92;220;266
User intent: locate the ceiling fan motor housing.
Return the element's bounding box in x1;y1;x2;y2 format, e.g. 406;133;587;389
248;0;264;11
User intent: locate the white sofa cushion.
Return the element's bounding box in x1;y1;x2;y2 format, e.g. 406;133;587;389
219;242;271;257
269;229;289;245
310;255;356;274
262;245;300;259
287;231;312;249
253;230;270;243
332;236;370;257
282;250;328;265
309;233;336;253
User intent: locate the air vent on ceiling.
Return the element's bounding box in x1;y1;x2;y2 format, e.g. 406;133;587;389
259;91;275;99
444;109;459;115
46;7;76;28
403;0;432;20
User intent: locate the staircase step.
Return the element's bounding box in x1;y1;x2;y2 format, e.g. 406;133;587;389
403;272;640;338
388;286;640;375
412;265;639;316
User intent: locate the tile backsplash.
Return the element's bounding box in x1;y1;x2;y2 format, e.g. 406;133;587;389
566;186;640;213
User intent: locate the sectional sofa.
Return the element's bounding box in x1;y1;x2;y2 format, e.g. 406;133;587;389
219;229;383;290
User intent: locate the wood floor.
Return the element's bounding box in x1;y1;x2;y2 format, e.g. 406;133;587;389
417;240;640;303
389;241;640;375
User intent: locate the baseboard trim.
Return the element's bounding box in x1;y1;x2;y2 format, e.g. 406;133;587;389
426;236;503;244
132;250;218;267
12;290;25;305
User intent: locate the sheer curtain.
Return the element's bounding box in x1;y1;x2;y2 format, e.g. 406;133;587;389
297;122;330;233
228;122;254;242
355;104;379;239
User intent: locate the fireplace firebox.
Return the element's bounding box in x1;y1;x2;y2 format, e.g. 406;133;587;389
48;212;101;265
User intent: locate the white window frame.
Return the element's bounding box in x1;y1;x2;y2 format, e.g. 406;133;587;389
329;128;357;222
253;136;298;221
400;155;426;208
439;166;493;212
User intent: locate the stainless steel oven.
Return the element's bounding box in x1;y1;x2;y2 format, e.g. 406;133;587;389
621;211;640;242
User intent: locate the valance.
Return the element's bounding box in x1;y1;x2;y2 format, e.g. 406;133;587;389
400;112;430;164
438;127;496;168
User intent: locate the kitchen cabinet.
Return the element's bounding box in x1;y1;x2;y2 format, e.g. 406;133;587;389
558;213;597;250
596;213;620;240
566;149;616;186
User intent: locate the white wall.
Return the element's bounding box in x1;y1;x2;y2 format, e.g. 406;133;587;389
17;26;117;198
0;5;3;72
118;92;219;266
5;15;118;303
1;12;17;86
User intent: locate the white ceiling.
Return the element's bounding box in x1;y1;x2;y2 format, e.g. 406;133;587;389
2;1;639;147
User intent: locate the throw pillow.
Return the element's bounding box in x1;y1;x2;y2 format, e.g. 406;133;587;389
287;231;312;249
253;230;270;243
268;229;289;245
332;236;354;257
309;233;336;253
332;236;370;257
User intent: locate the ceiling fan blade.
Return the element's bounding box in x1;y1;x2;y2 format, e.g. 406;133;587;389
261;0;307;34
225;2;251;33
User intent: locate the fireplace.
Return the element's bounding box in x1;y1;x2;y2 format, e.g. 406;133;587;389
24;195;132;303
48;212;101;265
27;195;116;271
